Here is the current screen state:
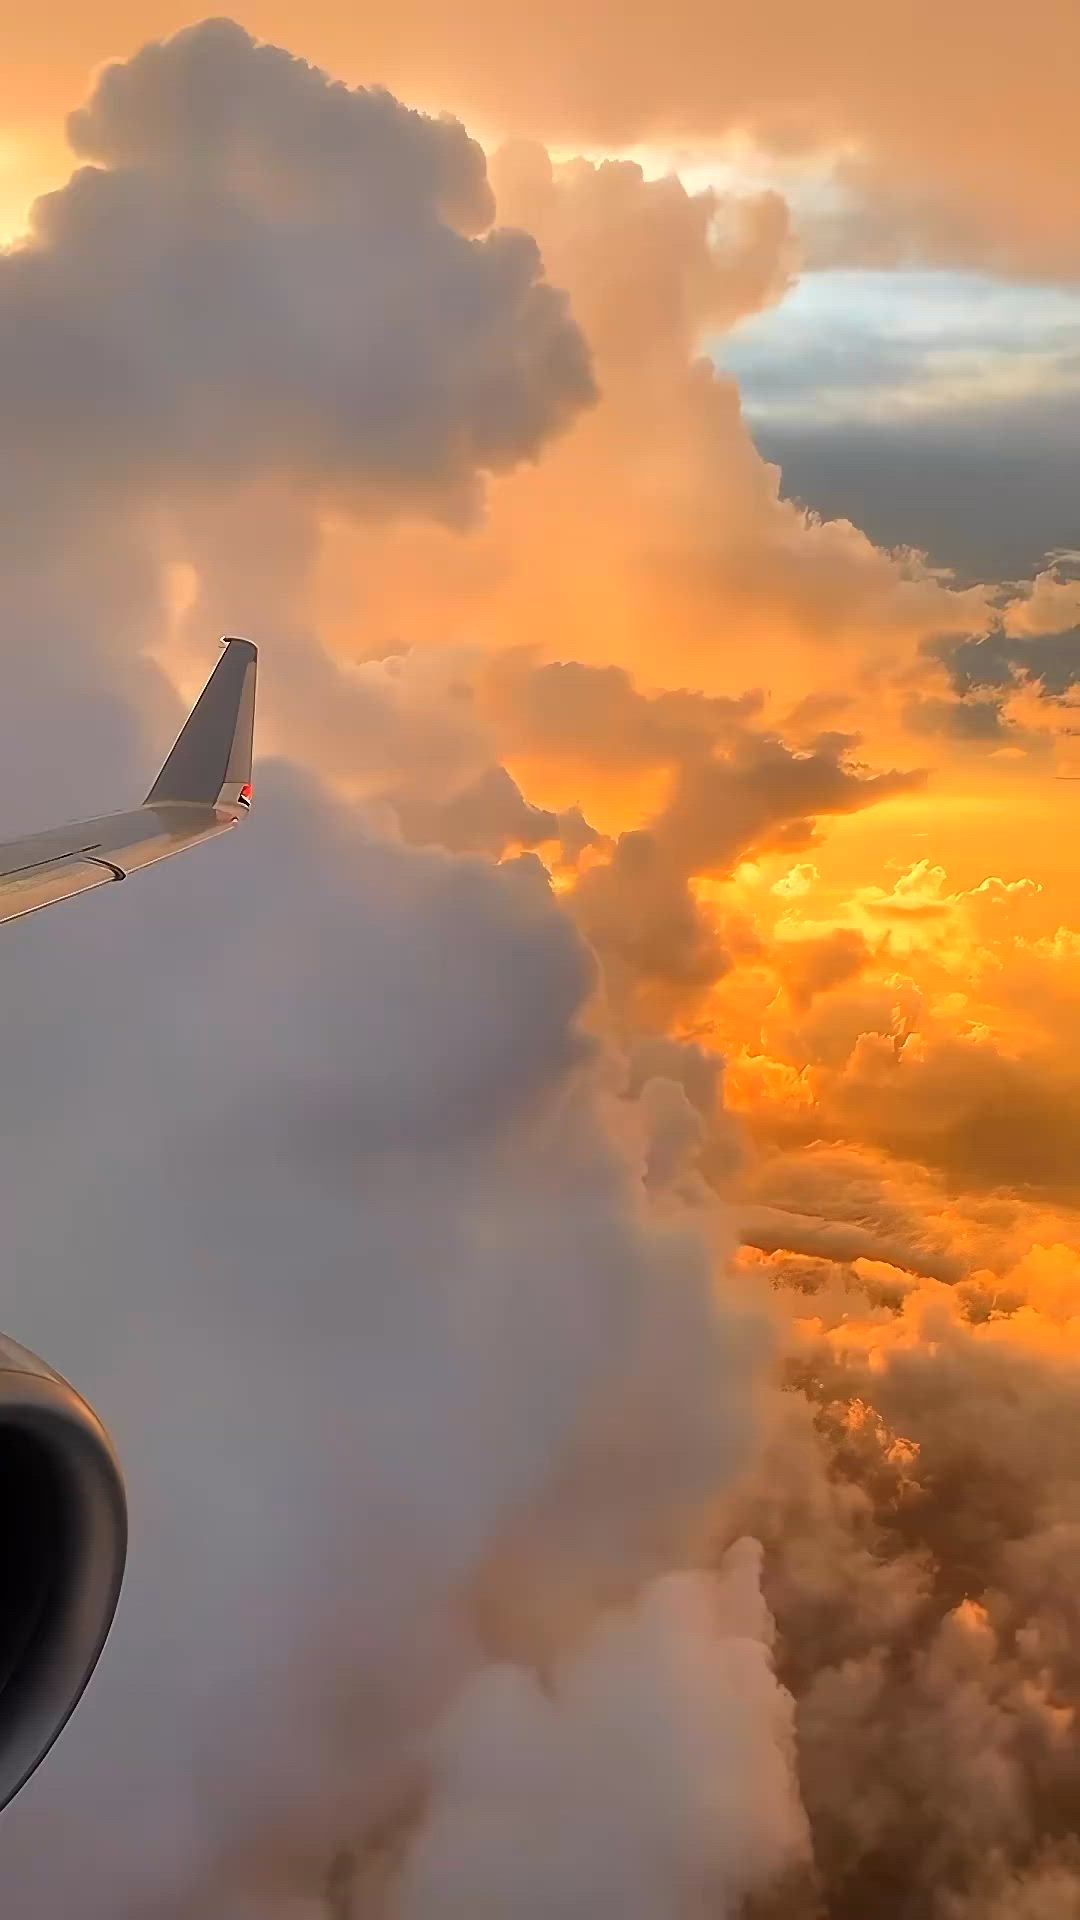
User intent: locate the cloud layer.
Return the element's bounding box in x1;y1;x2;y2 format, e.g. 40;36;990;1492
1;17;1079;1920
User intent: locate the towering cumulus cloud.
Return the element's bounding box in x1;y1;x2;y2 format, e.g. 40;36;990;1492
4;17;594;525
0;20;808;1919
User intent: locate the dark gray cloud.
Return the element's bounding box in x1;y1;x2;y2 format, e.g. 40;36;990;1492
716;269;1080;584
929;625;1080;699
749;398;1080;587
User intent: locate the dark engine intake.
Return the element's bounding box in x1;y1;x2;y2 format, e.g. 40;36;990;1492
0;1334;126;1813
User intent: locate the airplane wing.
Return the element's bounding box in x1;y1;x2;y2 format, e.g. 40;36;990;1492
0;638;257;928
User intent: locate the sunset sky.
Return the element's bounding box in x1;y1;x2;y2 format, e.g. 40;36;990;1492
1;8;1079;1917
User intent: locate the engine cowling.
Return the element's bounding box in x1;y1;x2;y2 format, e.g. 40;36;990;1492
0;1334;126;1812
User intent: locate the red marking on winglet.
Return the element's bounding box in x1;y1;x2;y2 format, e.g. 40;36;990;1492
237;783;253;809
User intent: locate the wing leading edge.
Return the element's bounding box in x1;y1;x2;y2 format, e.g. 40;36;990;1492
0;638;257;928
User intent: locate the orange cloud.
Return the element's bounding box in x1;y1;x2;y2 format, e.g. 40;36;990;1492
307;142;1002;718
4;1;1078;280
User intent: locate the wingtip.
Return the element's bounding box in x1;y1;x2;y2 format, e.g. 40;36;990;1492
145;638;258;810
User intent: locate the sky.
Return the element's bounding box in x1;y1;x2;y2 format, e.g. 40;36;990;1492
1;8;1079;1918
720;268;1080;581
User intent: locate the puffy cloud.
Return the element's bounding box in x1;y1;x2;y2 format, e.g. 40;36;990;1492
0;22;818;1919
3;19;1080;1920
903;572;1080;755
819;1033;1080;1203
334;0;1079;282
0;755;786;1918
462;648;923;1028
397;1546;809;1918
10;0;1076;278
772;862;819;899
1005;568;1080;641
485;652;766;780
654;734;923;876
566;732;916;1026
491;140;797;364
318;142;1000;701
66;16;496;233
10;0;1079;277
744;957;1080;1202
726;1269;1080;1917
573;829;735;1023
723;854;1075;1211
771;926;873;1009
2;19;594;530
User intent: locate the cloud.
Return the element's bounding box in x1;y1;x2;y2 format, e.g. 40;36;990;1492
747;392;1080;589
396;1546;809;1918
66;15;497;233
729;881;1080;1209
772;862;819;899
3;20;1080;1920
929;624;1080;708
902;689;1013;746
654;734;923;876
771;926;873;1009
728;1269;1080;1916
757;393;1076;587
318;141;1001;701
805;1031;1080;1203
3;19;595;530
737;1144;979;1280
573;829;735;1021
720;270;1080;435
486;652;766;779
393;761;602;863
0;23;813;1917
736;1203;962;1283
0;755;789;1918
16;0;1080;278
463;650;923;1028
566;739;918;1026
360;1;1078;283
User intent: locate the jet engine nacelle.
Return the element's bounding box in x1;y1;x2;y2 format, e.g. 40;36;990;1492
0;1334;126;1812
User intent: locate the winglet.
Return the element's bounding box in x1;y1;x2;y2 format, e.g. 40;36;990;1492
145;639;257;812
